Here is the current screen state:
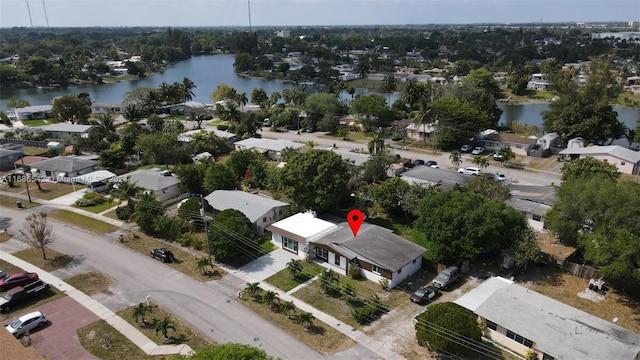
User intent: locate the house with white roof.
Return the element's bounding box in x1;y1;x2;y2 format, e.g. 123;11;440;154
40;123;94;139
124;169;183;202
205;190;290;235
267;212;427;288
454;277;640;360
559;145;640;175
13;105;52;121
177;128;237;145
91;102;123;114
29;156;99;182
233;138;305;161
405;123;435;141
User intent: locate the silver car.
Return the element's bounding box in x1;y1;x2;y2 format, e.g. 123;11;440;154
432;266;462;290
5;311;47;336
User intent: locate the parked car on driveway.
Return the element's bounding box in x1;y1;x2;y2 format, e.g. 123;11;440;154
457;167;481;175
432;266;462;290
5;311;47;337
0;272;39;291
471;146;485;155
414;159;425;166
424;160;438;168
150;248;175;263
493;153;504;161
461;144;473;152
0;280;49;312
410;285;440;304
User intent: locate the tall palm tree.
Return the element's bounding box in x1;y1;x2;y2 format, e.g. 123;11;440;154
449;150;462;168
382;75;398;104
401;78;428;108
269;91;281;107
263;290;279;310
356;55;370;84
281;301;296;319
472;156;490;170
305;140;317;148
296;312;315;331
235;92;249;112
132;303;152;325
367;132;385;156
318;269;339;294
158;82;173;104
286;259;303;278
154;317;176;340
123;103;144;123
412;98;432;144
245;282;261;298
347;86;356;99
110;178;143;214
181;77;196;102
334;81;347;98
91;112;117;138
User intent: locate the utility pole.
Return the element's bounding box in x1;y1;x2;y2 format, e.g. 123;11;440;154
200;195;211;261
20;156;32;203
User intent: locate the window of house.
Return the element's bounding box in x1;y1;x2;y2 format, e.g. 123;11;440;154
533;215;542;221
334;256;340;266
621;161;626;165
263;217;267;223
603;159;608;162
542;353;555;360
316;248;328;261
282;237;298;252
372;265;381;274
278;209;283;215
485;320;497;331
413;259;417;264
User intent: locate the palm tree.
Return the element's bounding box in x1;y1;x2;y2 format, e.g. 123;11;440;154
123;103;144;123
286;259;303;279
245;282;261;298
91;112;117;138
449;150;462;168
318;269;339;294
296;312;315;331
347;86;356;99
154;317;176;340
367;132;385;156
263;290;279;310
401;78;428;107
496;146;516;165
412;99;432;144
181;77;196;102
110;178;143;215
356;55;370;84
196;257;211;274
269;91;281;107
472;156;490;170
305;140;317;148
131;303;152;325
281;301;296;319
382;75;398;104
334;81;347;98
158;82;174;104
236;92;249;112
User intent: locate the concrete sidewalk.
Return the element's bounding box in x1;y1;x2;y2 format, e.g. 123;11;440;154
0;251;193;357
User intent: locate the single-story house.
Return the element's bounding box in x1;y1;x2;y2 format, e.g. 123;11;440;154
91;102;123;114
13;105;52;121
40;123;94;139
400;166;469;189
233;138;305;161
559;145;640;175
125;169;183;202
454;277;640;360
328;148;369;166
29;156;99;182
504;198;550;231
482;133;537;156
192;152;214;163
70;170;117;185
405;123;436;141
204;190;290;235
177;128;237;145
164;101;208;115
536;132;558;150
387;163;406;177
0;149;23;170
13;156;48;171
268;212;427;288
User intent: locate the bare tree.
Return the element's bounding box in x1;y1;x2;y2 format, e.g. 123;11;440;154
20;212;55;260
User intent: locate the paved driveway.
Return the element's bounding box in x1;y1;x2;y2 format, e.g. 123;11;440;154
238;248;299;280
28;296;100;360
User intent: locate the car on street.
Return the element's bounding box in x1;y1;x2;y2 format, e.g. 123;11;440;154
471;146;486;155
424;160;438;168
493;153;504;161
0;272;39;291
410;285;440;304
495;172;507;182
413;159;425;166
150;248;175;263
432;266;462;290
457;167;481;176
461;144;473;152
5;311;47;337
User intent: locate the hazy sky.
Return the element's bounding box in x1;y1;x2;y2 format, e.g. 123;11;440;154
1;0;639;28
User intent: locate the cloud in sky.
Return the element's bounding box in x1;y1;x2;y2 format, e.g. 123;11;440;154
1;0;638;28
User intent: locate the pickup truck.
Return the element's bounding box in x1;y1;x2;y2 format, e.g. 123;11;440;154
0;280;49;312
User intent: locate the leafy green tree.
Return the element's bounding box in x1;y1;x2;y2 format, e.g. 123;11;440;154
428;97;489;148
251;88;268;106
99;144;127;171
496;146;516;164
154;317;176;340
415;189;531;263
204;163;237;192
318;269;339;294
560;157;621;182
415;302;482;356
278;150;351;211
303;93;340;129
367;132;385;156
131;303;152;325
110;178;143;215
211;83;237;102
178;343;273;360
121;122;144;154
208;209;255;262
234;52;255;72
461;68;501;97
188;131;232;157
508;64;529;96
351;94;389;130
401;78;428;107
174;163;208;195
195;256;211;274
355;55;370;83
50;95;91;124
134;133;191;166
135;192;165;234
286;259;303;278
341;283;357;304
357;152;394;185
296;312;315;331
370;177;410;216
227;149;267;181
464;176;510;201
6;96;30;108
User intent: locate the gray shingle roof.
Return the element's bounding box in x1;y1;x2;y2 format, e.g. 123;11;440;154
40;123;93;133
30;156;97;173
126;170;179;191
400;166;469;189
559;145;640;163
312;223;426;272
205;190;289;223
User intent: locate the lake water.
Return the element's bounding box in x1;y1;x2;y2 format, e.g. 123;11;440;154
1;54;638;129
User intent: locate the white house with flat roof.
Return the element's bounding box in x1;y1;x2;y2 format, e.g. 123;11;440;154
40;123;94;139
234;138;305;161
559;145;640;175
455;277;640;360
267;211;339;258
13;105;52;121
204;190;289;235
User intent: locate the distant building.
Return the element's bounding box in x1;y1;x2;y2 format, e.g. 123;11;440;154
13;105;52;121
91;102;123;114
275;30;290;38
39;123;93;139
559;145;640;175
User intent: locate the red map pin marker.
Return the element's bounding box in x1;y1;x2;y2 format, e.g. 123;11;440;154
347;209;364;237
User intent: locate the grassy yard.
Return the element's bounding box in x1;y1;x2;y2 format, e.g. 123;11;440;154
265;261;324;292
1;181;85;200
0;231;12;243
101;208;121;220
238;294;354;355
48;209;119;234
73;200;118;214
12;247;74;272
0;259;66;322
293;272;406;329
0;194;39;209
526;266;640;334
65;271;114;295
345;78;384;90
23;146;49;156
116;302;212;349
120;231;226;282
369;216;428;248
20;119;50;126
78;320;157;360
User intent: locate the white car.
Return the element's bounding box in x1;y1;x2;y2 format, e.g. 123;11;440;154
5;311;47;336
458;167;481;175
461;144;473;152
471;146;485;155
495;173;507;182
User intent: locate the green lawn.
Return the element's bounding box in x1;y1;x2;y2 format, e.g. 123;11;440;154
78;320;157;360
48;209;119;234
265;261;324;292
0;194;39;209
22;146;48;156
21;119;49;126
73;201;118;214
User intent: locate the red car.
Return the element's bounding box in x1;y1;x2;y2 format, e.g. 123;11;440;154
0;272;39;291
